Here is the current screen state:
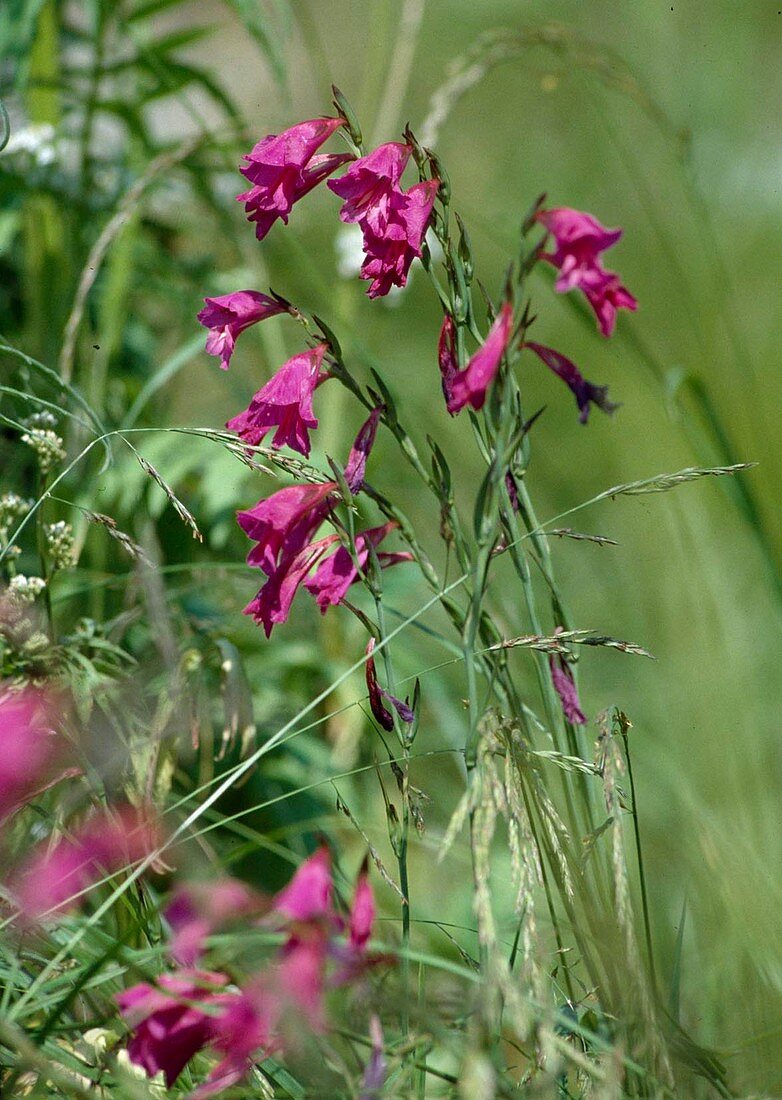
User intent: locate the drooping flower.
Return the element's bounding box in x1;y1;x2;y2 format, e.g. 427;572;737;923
364;637;415;732
536;206;637;335
237;117;352;241
524;342;617;424
359;179;439;299
444;302;514;414
117;970;230;1089
549;631;587;726
243;533;339;638
328;142;412;232
166;878;265;966
304;522;413;612
274;845;333;923
226;344;328;457
197;291;287;371
14;805;159;920
0;687;77;826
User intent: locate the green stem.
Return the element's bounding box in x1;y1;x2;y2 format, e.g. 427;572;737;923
621;725;657;992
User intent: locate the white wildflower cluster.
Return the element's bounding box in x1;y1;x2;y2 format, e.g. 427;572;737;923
21;412;66;476
0;492;33;558
3;123;63;169
45;520;75;571
8;573;47;604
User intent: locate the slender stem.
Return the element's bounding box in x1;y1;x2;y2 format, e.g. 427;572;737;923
621;726;657;991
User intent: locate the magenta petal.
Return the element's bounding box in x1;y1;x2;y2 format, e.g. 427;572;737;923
328;142;412;231
197;291;286;370
447;302;514;414
343;405;383;494
525;342;617;424
274;845;333;922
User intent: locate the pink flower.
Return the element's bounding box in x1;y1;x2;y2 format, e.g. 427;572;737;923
549;630;587;726
166;878;265;966
0;687;77;826
274;845;333;923
525;342;617;424
13;805;158;920
117;970;230;1088
237;117;352;241
328;142;412;232
226;344;328;457
191;985;278;1099
348;861;375;953
304;522;413;612
364;638;414;732
359;179;439;298
582;271;638;338
537;206;637;336
197;291;287;371
278;932;328;1029
237;481;336;575
243;533;338;637
443;303;514;414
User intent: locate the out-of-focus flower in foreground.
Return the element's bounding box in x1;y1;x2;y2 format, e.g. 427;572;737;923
197;291;287;370
237;117;351;241
226;344;329;457
0;686;78;826
166;878;266;967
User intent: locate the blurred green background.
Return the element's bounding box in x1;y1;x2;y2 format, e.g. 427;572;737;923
2;0;782;1092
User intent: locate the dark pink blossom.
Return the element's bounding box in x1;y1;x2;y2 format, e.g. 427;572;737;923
328;142;412;232
525;342;617;424
348;861;375;953
237;481;336;575
304;522;413;612
166;878;265;966
197;291;287;371
278;932;328;1029
13;805;159;920
359;179;439;299
117;970;230;1088
191;985;278;1099
445;303;514;414
243;533;338;637
237;117;351;241
537;206;637;335
437;314;459;409
226;344;328;457
274;845;333;923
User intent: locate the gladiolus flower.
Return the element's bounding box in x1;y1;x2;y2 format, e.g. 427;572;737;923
328;142;412;232
444;303;514;414
237;482;336;575
237;117;352;241
243;534;338;637
14;805;159;920
537;206;637;335
117;970;230;1088
549;630;587;726
226;344;328;457
365;638;415;732
359;179;439;299
525;342;617;424
304;522;413;612
166;879;265;966
343;405;383;493
191;985;278;1099
348;860;375;953
197;291;287;371
278;932;328;1028
274;845;333;923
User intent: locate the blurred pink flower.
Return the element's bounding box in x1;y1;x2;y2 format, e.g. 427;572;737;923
360;179;439;298
278;932;328;1029
237;117;351;240
537;206;637;335
166;878;266;966
0;687;78;826
328;142;412;232
117;970;230;1088
13;805;159;920
348;861;375;953
360;1016;388;1099
197;291;287;371
274;845;333;923
525;342;617;424
191;985;279;1099
304;522;413;612
445;303;514;414
226;344;328;457
549;632;587;726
